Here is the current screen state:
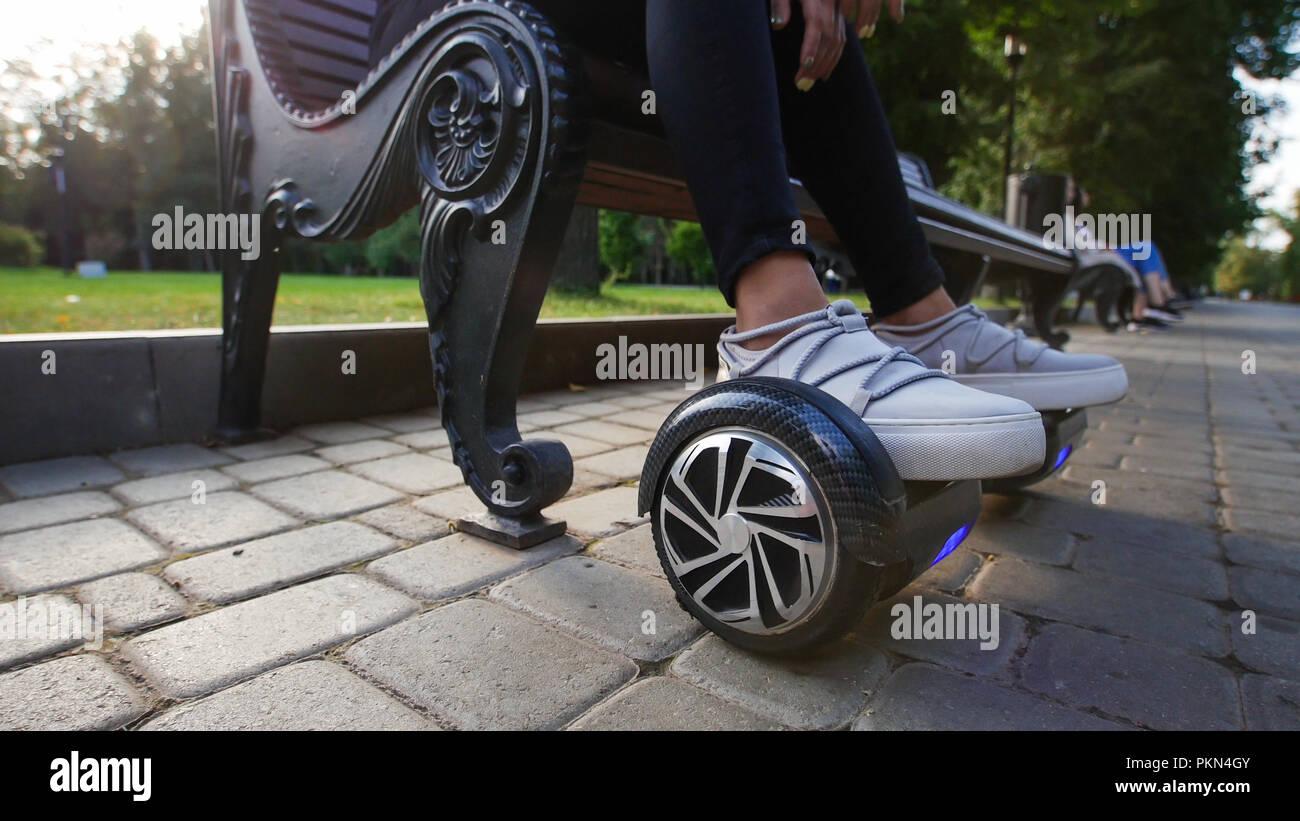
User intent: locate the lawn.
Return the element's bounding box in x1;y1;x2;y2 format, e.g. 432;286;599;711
0;267;1013;334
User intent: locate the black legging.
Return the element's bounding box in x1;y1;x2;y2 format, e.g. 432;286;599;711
372;0;944;315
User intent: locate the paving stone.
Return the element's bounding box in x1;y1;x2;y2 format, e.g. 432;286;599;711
1217;468;1300;495
517;409;585;428
412;486;481;521
570;468;617;495
562;401;628;418
128;491;299;552
314;439;411;465
0;518;167;594
542;431;614;458
611;409;671;431
553;420;652;447
1241;675;1300;730
0;455;125;498
491;556;702;662
574;445;650;481
142;660;433;731
967;558;1229;656
1231;612;1300;679
390;429;450;450
1229;564;1300;621
250;471;402;520
0;491;121;535
911;548;985;593
671;633;890;730
164;521;398;604
854;663;1125;731
111;470;238;505
570;677;782;731
76;572;188;633
1224;532;1300;575
546;485;644;539
1120;455;1214;481
109;443;232;477
1022;497;1220;558
220;454;331;483
366;532;580;601
346;599;636;730
122;574;417;699
361;411;439;434
607;394;663;410
355;504;450;543
347;453;464;495
0;593;92;669
856;588;1026;679
0;655;145;730
1219;484;1295;516
218;435;316;461
1225;508;1300;544
1019;623;1241;730
962;519;1075;565
1072;539;1229;601
292;421;390;445
590;524;661;575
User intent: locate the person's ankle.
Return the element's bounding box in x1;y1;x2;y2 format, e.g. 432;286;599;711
875;286;958;327
733;251;827;350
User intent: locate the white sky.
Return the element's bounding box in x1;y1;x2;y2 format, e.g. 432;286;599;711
2;1;1297;250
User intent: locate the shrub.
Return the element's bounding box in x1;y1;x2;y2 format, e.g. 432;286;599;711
0;222;44;267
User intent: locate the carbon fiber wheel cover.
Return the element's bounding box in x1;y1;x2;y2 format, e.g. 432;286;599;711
641;380;906;637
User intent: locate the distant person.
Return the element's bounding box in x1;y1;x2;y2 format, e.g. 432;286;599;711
1114;240;1182;330
372;0;1129;480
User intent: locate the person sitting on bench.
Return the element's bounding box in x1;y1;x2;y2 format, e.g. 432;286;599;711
372;0;1129;481
1116;239;1182;329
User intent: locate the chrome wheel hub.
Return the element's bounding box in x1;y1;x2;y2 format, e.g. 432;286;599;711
658;429;834;635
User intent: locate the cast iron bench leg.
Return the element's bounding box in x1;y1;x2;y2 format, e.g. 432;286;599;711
413;2;591;547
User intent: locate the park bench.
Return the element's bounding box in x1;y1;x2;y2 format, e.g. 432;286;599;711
209;0;1121;541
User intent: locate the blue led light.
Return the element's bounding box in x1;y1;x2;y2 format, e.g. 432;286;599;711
1052;445;1073;471
930;522;973;566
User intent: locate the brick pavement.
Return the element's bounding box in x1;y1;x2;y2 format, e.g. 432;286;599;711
1;299;1297;730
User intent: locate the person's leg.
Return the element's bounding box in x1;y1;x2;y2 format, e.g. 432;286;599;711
766;3;947;321
645;0;827;347
645;1;1049;480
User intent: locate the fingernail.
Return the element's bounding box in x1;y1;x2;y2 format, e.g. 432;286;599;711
770;15;783;27
859;23;875;38
796;77;815;92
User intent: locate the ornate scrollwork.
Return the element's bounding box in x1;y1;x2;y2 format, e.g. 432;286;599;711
414;23;535;218
264;180;325;239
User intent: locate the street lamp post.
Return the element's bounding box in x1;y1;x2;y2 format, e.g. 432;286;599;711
49;145;72;277
1002;32;1028;218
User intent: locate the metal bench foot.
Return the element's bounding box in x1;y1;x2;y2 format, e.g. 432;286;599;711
456;512;567;550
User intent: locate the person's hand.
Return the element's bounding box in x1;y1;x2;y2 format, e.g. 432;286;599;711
847;1;905;39
771;0;905;91
771;0;845;91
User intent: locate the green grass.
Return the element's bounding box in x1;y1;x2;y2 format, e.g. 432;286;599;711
0;267;1013;334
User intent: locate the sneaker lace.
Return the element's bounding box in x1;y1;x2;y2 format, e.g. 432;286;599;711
720;301;948;411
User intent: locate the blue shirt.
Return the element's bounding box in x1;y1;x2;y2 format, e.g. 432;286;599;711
1113;241;1169;280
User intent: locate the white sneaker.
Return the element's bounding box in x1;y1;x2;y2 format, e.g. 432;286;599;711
873;304;1128;411
717;300;1045;481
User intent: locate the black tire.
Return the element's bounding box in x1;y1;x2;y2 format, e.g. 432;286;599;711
640;378;906;654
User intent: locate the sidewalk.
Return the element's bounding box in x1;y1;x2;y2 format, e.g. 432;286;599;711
1;299;1297;730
